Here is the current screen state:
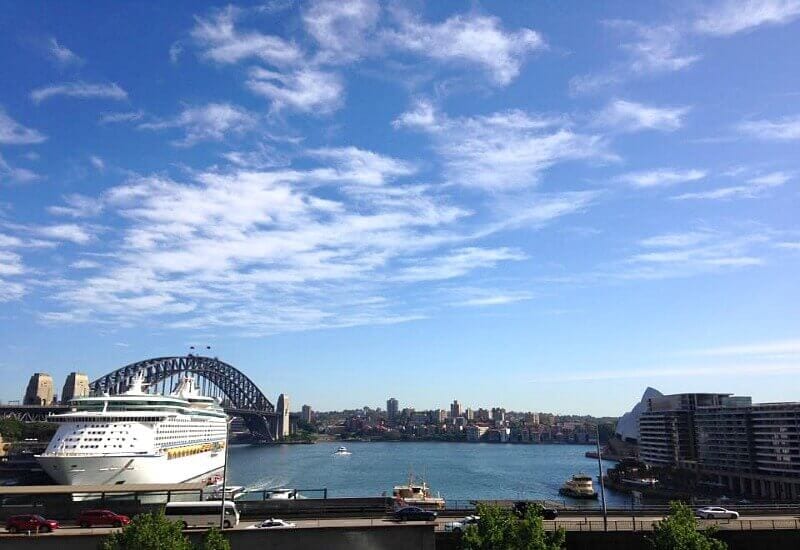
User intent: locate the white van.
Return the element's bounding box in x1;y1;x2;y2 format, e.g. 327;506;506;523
165;500;240;529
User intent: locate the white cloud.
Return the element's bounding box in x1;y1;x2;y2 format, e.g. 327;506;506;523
570;21;698;94
384;13;545;85
737;115;800;140
30;82;128;104
99;111;144;125
395;100;612;190
191;5;303;66
35;224;93;245
308;146;415;186
624;230;768;276
246;67;343;113
303;0;380;63
47;194;104;218
90;155;105;171
0;153;39;184
47;37;83;67
687;338;800;358
454;289;533;307
139;103;255;146
617;168;706;188
533;363;800;383
395;247;526;282
169;41;183;63
595;99;690;132
0;108;47;144
71;259;101;269
42;154;478;332
639;231;714;248
672;171;791;200
613;20;700;74
694;0;800;36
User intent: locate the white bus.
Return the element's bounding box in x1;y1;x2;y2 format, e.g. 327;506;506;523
165;501;240;529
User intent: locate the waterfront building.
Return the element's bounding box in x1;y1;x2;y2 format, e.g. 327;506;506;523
61;372;90;403
466;425;488;442
301;404;313;423
638;392;800;500
23;372;55;405
450;399;462;418
277;393;291;439
429;409;447;424
387;398;399;421
491;407;505;422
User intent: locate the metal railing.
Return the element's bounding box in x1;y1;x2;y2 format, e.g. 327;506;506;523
435;517;800;532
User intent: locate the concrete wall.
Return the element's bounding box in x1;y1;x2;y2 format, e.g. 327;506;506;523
437;530;800;550
0;525;435;550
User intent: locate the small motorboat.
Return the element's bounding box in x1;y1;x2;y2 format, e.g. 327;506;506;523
333;446;352;456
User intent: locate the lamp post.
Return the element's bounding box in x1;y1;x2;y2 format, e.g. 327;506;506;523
596;424;608;531
219;417;231;530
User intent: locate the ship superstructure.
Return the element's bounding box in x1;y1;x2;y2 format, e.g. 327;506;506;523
36;373;227;486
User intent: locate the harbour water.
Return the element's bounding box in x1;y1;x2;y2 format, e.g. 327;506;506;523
227;441;631;507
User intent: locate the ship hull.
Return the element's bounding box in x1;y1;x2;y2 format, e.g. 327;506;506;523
36;449;224;486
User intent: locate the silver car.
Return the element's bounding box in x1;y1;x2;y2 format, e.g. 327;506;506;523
697;507;739;519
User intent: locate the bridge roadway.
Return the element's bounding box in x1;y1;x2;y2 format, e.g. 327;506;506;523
2;513;799;538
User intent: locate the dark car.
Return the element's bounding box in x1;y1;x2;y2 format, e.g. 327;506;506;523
5;514;59;534
394;506;438;522
77;509;131;528
513;501;559;520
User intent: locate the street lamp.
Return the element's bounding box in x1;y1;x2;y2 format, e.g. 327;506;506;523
595;424;608;531
219;416;232;530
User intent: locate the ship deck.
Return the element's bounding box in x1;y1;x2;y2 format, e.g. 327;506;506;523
0;481;206;495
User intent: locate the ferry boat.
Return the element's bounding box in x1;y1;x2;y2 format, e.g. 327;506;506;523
392;475;445;509
558;474;598;499
333;446;351;456
36;372;227;486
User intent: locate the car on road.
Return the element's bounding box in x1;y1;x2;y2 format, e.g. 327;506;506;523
444;515;480;533
5;514;59;533
696;507;739;519
248;518;297;529
513;501;559;520
77;509;131;528
394;506;438;522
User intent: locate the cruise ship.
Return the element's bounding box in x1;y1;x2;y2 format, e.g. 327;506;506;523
36;372;227;486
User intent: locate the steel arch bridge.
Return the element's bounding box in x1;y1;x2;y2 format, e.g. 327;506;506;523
90;355;277;440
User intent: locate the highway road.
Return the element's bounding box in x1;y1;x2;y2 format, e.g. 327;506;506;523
3;513;800;537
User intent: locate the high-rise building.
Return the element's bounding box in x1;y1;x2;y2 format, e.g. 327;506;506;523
638;393;800;500
450;399;462;418
61;372;90;403
301;404;313;423
465;408;474;421
387;398;399;421
491;407;505;422
24;373;55;405
639;393;738;467
276;394;290;439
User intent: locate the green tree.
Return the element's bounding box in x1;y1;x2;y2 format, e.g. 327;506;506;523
201;527;231;550
649;502;727;550
462;503;565;550
101;512;192;550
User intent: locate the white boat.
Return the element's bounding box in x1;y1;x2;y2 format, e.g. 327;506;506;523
558;473;598;499
333;446;351;456
36;372;227;486
265;488;301;500
392;474;445;509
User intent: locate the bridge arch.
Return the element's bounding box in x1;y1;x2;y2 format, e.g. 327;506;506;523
89;355;274;412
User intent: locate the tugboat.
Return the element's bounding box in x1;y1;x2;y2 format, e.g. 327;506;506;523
559;474;598;499
392;474;446;509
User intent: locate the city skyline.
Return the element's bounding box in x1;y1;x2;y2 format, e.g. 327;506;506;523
1;2;799;415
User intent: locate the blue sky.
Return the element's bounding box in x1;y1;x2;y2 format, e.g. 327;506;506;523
1;1;799;416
